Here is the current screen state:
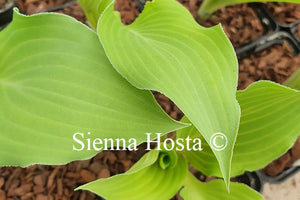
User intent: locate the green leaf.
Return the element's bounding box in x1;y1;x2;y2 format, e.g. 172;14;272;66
180;172;263;200
97;0;241;187
76;150;188;200
199;0;300;19
0;10;186;167
78;0;111;29
177;116;217;176
179;81;300;177
284;68;300;90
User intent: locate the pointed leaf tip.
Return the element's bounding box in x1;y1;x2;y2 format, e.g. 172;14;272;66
96;0;240;187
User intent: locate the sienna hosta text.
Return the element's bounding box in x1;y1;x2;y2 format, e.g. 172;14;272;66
72;132;203;151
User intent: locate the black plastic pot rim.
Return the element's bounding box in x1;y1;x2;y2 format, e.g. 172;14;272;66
0;0;15;29
256;166;300;185
236;171;264;193
236;165;300;194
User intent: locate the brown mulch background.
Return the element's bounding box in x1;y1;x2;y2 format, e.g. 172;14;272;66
0;0;300;199
0;0;9;10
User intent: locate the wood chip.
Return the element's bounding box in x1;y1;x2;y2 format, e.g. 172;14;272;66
20;192;34;200
33;174;46;186
57;178;63;196
97;168;111;179
13;183;32;196
36;194;48;200
47;167;60;189
0;190;6;200
80;169;96;183
33;185;45;194
0;177;4;188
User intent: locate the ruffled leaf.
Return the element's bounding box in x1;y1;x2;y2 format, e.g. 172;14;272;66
0;10;186;166
178;81;300;177
76;150;188;200
97;0;241;187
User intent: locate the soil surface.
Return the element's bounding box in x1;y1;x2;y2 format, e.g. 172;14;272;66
263;171;300;200
0;0;300;200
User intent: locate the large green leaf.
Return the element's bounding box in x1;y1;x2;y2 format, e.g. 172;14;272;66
199;0;300;19
284;68;300;90
76;149;188;200
180;173;263;200
96;0;241;187
178;81;300;177
0;10;186;167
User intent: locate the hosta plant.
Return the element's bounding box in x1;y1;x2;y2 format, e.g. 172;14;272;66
198;0;300;19
0;0;299;199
